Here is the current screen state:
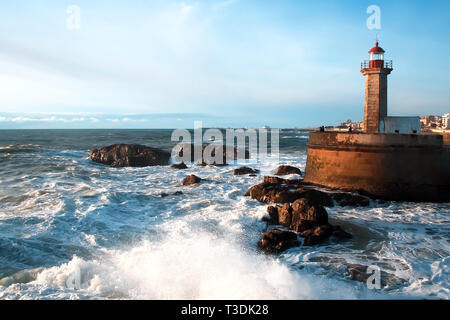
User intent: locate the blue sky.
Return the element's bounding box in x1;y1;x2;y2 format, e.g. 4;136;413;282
0;0;449;129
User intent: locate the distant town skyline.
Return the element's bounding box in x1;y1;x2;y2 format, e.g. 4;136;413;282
1;0;449;129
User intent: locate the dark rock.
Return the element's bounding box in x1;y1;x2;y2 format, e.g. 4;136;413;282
293;219;318;233
332;193;370;207
173;143;250;164
197;161;228;167
278;203;292;227
89;144;170;168
244;183;302;204
170;163;188;169
182;175;202;186
303;225;333;246
233;167;260;175
262;176;303;185
267;206;279;225
257;229;300;254
160;191;183;197
264;198;329;233
296;188;334;208
347;264;406;287
245;180;333;207
291;198;328;226
273;165;302;176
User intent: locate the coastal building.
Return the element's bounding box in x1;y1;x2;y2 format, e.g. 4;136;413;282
443;113;450;129
304;42;450;202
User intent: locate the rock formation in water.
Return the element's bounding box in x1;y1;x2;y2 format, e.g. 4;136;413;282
89;144;170;168
245;176;369;207
173;143;250;165
251;174;359;254
257;229;300;254
272;165;302;176
171;163;188;169
182;175;202;186
233;167;260;175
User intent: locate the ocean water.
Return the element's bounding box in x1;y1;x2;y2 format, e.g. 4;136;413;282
0;129;448;300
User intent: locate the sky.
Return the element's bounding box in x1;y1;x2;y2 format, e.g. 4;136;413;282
0;0;449;129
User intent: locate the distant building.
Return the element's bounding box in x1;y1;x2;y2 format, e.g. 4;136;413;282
443;113;450;129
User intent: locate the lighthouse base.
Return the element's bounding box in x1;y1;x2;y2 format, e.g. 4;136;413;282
304;132;450;202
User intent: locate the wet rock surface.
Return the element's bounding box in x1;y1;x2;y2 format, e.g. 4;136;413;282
89;144;170;167
182;175;202;186
173;143;250;165
233;166;260;175
273;165;302;176
254;174;356;253
246;176;370;208
170;163;188;169
347;264;406;287
257;229;300;254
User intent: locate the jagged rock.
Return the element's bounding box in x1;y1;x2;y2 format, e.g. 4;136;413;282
197;161;228;167
233;167;260;175
257;229;300;254
267;206;279;225
173;143;250;164
262;176;303;185
266;198;329;233
89;144;170;167
291;198;328;226
182;175;202;186
278;203;292;227
245;179;333;207
171;163;188;169
273;165;302;176
332;193;370;207
296;188;334;207
303;225;334;246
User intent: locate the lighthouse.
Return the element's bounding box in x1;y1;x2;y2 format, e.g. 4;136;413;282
303;40;450;202
361;42;393;133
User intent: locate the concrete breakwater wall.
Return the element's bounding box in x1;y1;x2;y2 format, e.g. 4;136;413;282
304;132;450;202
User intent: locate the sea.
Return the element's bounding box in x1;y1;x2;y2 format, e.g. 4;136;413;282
0;129;448;299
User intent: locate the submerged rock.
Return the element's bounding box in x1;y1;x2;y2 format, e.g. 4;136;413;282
182;175;202;186
302;225;334;246
257;229;300;254
173;143;250;165
171;163;188;169
347;264;406;287
233;167;260;175
332;193;370;207
160;191;183;197
89;144;170;168
273;165;302;176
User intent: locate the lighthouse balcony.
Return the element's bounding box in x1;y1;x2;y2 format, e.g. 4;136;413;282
361;60;393;69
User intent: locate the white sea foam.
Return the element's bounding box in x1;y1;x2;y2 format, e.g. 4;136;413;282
0;142;448;300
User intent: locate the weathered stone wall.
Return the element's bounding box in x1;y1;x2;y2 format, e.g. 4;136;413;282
304;132;450;202
362;68;390;133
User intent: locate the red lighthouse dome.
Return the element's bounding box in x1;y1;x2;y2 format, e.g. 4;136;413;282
368;42;385;68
